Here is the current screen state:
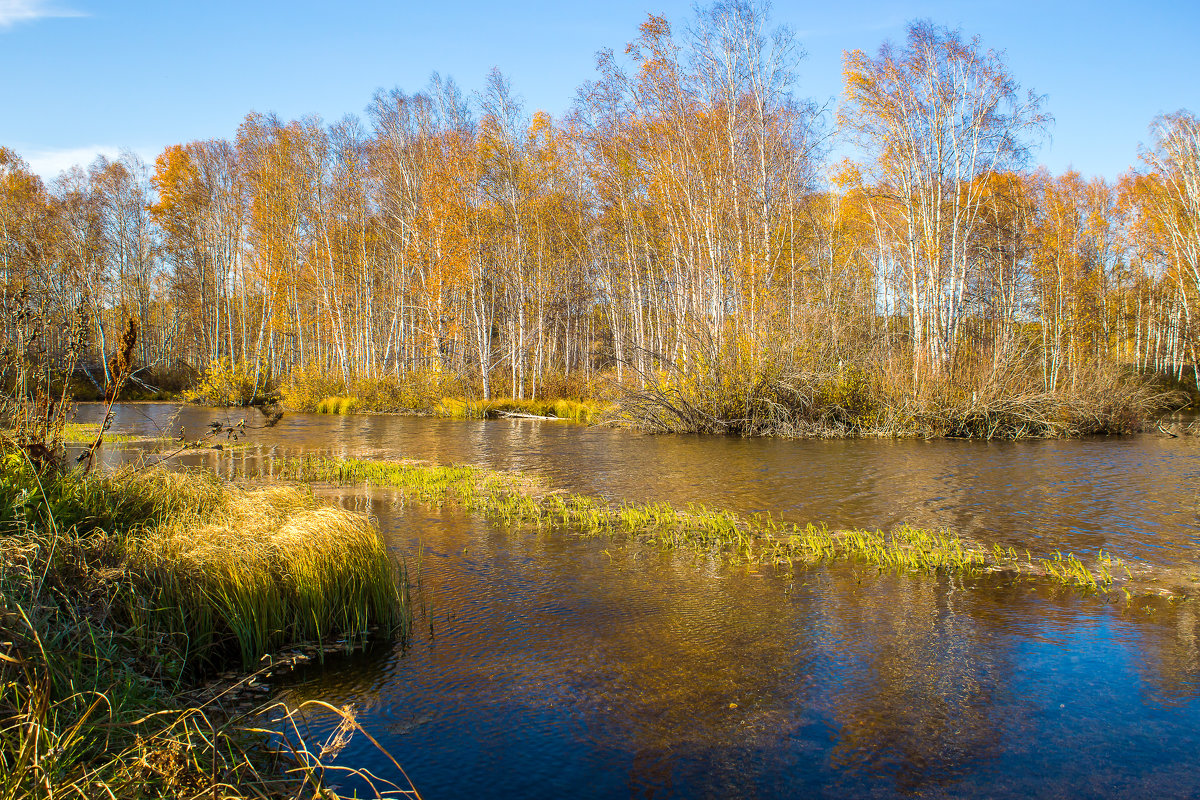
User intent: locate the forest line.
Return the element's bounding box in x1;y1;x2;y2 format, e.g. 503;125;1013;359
2;4;1198;436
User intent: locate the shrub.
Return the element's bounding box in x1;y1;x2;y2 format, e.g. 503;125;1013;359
184;357;277;407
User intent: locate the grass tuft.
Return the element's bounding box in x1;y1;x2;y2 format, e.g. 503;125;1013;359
0;459;410;799
130;483;403;670
431;396;606;423
315;396;359;415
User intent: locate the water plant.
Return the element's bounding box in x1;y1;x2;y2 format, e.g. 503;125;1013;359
273;455;1166;600
431;396;605;423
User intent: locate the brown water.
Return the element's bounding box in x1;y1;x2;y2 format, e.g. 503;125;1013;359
81;404;1200;798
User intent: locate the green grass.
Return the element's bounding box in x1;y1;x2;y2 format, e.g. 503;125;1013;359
272;456;1150;594
59;422;141;443
3;422;155;446
271;455;1183;601
0;457;410;799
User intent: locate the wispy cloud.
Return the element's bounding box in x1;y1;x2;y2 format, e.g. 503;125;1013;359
22;145;122;179
0;0;87;29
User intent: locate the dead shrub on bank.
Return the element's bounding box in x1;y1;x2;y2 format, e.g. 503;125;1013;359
614;335;1179;439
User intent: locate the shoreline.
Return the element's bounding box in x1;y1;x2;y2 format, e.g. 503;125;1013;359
81;397;1199;442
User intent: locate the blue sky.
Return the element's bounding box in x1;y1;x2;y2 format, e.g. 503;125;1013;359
1;0;1196;181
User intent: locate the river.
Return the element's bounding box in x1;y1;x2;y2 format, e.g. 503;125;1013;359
79;403;1200;798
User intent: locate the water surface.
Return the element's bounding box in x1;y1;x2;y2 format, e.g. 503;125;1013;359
80;404;1200;798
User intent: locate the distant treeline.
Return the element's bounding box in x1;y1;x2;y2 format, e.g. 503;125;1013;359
2;4;1198;426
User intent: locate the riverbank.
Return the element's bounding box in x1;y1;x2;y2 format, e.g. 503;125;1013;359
311;395;607;423
0;460;407;799
174;357;1188;439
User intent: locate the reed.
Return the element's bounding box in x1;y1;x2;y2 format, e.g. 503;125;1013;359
315;396;360;414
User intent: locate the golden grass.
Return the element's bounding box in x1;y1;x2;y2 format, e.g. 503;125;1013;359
131;483;404;669
0;461;410;799
431;396;606;423
59;421;141;443
315;396;359;414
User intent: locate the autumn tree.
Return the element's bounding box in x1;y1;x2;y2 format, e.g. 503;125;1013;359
1135;111;1200;385
841;20;1049;384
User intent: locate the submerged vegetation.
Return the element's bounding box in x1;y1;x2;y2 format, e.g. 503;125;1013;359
276;455;1188;599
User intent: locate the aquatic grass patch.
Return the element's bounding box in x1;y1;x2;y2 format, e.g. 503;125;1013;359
59;422;139;444
274;457;994;573
478;397;606;423
130;483;405;670
1039;550;1107;591
431;397;478;419
275;455;1171;599
2;422;159;448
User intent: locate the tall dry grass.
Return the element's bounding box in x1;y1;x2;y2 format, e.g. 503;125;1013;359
133;485;403;669
0;461;411;799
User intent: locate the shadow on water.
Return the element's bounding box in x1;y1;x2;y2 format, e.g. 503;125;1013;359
77;404;1200;798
